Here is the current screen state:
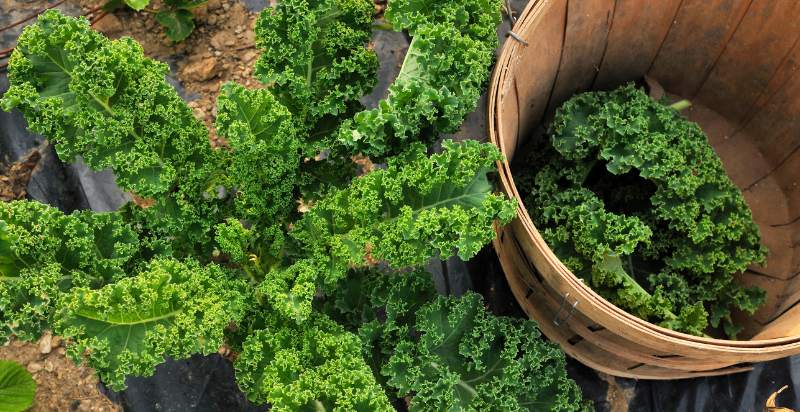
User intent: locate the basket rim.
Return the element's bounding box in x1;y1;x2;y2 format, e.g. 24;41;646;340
487;0;800;349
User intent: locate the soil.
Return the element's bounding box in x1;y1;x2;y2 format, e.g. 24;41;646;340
0;333;119;412
0;148;40;201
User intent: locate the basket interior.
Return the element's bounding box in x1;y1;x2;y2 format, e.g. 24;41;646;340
497;0;800;340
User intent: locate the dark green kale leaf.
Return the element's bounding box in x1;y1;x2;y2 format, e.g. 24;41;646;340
254;0;378;151
322;268;589;411
519;84;766;337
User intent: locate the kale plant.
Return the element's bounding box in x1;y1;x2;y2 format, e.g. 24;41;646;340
0;1;588;410
517;84;766;338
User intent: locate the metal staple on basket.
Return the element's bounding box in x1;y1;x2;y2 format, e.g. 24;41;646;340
508;31;529;46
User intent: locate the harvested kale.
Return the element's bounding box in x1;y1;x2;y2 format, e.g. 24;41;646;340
516;84;767;338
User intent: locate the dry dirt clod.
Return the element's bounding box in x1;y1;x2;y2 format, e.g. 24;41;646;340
38;331;53;354
92;14;124;36
181;57;221;82
27;362;43;373
211;32;237;49
0;149;41;201
242;50;258;63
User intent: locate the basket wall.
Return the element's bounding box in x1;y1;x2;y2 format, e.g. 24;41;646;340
489;0;800;378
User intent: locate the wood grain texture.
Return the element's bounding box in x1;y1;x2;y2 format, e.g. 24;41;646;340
648;0;751;97
545;0;615;115
511;0;567;141
695;1;800;123
593;0;682;90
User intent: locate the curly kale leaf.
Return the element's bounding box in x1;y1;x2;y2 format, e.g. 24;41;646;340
1;10;215;198
254;0;378;150
57;258;247;390
318;267;438;393
1;11;225;256
520;84;766;337
234;311;393;411
215;82;300;225
267;140;515;322
387;293;586;411
338;22;496;159
0;201;139;342
322;268;587;411
294;140;516;267
385;0;502;46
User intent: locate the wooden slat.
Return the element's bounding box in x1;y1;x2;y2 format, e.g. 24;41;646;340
648;0;751;97
593;0;682;89
545;0;614;114
755;303;800;340
736;39;800;167
511;0;567;143
695;1;800;123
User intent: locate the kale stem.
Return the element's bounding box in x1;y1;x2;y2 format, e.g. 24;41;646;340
669;99;692;111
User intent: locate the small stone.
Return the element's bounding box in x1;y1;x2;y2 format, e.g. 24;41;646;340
57;347;66;355
92;13;123;35
242;51;258;63
44;360;54;372
211;32;237;49
208;14;217;24
38;331;53;354
207;0;221;10
243;30;256;45
213;50;222;57
222;2;230;10
27;362;43;373
181;58;220;82
51;335;62;348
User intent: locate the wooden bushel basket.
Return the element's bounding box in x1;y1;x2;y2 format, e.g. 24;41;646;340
489;0;800;379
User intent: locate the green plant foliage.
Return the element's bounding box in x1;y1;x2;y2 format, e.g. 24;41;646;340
1;10;223;256
0;360;36;412
155;9;195;42
322;268;588;411
517;84;766;338
1;12;213;198
0;200;139;342
384;0;502;42
254;0;378;149
272;140;516;322
215;82;300;226
0;5;578;410
124;0;150;11
337;0;502;159
103;0;204;42
58;258;248;390
235;311;393;411
293;140;517;267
